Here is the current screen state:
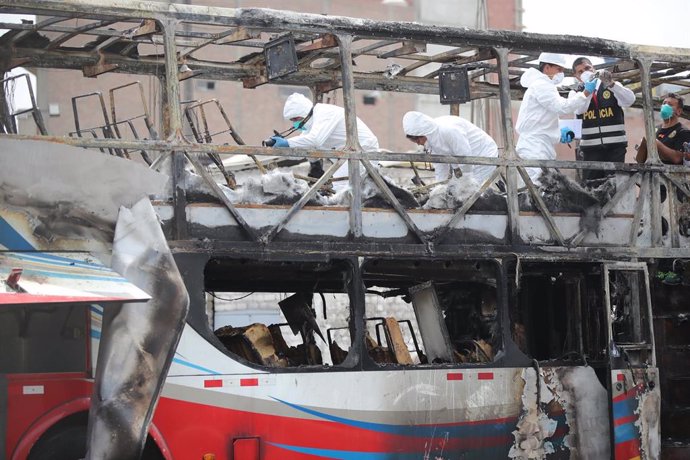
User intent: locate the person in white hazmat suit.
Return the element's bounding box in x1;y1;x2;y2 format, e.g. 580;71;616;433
515;52;593;184
402;111;498;184
270;93;379;188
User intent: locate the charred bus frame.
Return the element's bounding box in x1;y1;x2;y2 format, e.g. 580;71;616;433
2;1;690;458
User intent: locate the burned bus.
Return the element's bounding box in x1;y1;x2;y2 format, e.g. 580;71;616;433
1;1;689;458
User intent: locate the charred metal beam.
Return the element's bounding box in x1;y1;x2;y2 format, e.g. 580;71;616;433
494;48;516;158
517;166;565;246
378;41;425;59
184;151;259;242
82;52;118;77
47;19;117;49
172;151;188;240
160;17;182;139
667;175;680;248
179;26;261;59
8;134;690;177
361;159;427;244
3;1;689;64
168;239;690;261
259;159;346;245
432;166;503;244
295;33;338;52
629;173;649;247
337;33;363;240
568;172;640;247
504;167;521;244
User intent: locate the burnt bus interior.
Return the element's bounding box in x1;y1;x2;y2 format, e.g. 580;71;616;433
196;256;656;382
199;257;503;370
2;0;690;453
511;261;655;375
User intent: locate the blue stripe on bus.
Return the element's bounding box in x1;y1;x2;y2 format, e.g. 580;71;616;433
172;357;219;375
0;216;35;250
614;421;638;444
612;396;636;420
10;251;114;272
269;442;508;459
91;329;101;339
272;397;514;438
269;443;430;460
11;267;130;283
90;305;104;315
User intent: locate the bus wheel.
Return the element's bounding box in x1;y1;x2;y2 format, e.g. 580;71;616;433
27;425;87;460
28;423;164;460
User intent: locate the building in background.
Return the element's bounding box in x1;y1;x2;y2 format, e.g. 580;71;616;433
21;0;519;153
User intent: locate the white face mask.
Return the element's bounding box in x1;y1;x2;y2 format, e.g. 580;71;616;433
551;72;565;85
580;70;595;83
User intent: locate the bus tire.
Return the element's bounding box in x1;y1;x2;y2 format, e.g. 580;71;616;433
27;425;87;460
28;424;165;460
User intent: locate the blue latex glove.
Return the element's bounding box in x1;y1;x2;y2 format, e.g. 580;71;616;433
271;136;289;148
560;127;574;144
584;79;598;94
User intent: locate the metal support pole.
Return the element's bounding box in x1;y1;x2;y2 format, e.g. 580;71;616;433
336;33;362;239
495;47;520;243
637;58;662;246
494;47;516;159
637;59;659;165
158;17;183;140
159;17;187;239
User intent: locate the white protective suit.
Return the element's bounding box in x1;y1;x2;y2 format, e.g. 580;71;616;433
515;67;589;183
282;93;379;184
402;111;498;183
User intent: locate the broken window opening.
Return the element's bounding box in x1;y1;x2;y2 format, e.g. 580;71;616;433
362;258;501;366
510;263;608;366
606;267;654;368
204;258;354;369
0;303;88;373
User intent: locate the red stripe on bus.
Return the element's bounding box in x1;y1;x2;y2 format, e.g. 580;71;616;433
447;373;463;381
477;372;494;380
240;378;259;387
204;379;223;388
614;415;637;427
617;373;625;382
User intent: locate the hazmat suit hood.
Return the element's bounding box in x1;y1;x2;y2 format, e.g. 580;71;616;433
520;67;550;89
283;93;314;120
402;111;438;137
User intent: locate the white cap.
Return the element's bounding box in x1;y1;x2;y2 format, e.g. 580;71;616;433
283;93;313;120
402;111;438;137
538;52;567;68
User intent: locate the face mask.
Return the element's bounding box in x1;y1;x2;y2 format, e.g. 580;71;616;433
292;120;306;131
580;70;594;83
551;72;564;85
660;103;674;121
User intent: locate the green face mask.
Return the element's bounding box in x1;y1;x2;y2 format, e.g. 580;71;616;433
660;103;674;121
293;121;306;131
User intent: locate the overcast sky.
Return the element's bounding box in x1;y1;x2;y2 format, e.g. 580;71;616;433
522;0;690;48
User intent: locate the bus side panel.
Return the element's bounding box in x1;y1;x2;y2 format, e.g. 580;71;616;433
611;369;661;460
153;395;517;460
5;374;91;459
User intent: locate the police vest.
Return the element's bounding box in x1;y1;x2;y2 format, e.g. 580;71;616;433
577;84;627;149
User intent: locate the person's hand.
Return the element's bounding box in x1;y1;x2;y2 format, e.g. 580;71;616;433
598;70;614;88
560;126;574;144
583;79;598;94
270;136;289;148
